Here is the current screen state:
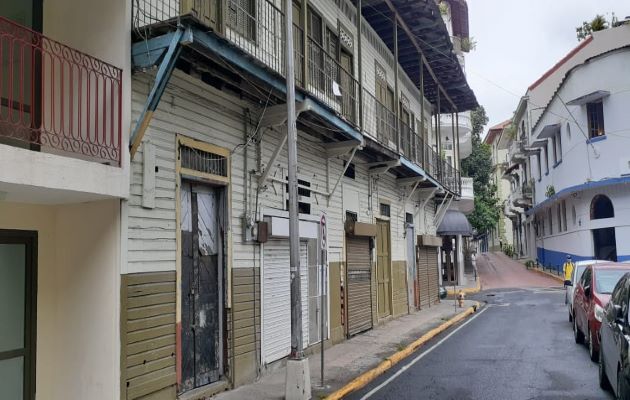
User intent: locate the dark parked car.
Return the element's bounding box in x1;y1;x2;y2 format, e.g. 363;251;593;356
573;263;630;362
599;272;630;399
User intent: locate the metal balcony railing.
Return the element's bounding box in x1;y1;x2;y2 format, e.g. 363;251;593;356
131;0;462;192
0;17;122;165
362;89;397;151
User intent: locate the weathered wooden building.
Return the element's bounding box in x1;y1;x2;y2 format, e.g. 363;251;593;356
125;0;477;398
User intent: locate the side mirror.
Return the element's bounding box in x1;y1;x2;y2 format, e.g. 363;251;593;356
584;286;591;297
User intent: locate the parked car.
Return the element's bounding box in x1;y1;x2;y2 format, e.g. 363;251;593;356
568;260;606;322
598;272;630;399
573;263;630;362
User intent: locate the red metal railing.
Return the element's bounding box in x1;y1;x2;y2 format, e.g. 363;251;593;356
0;16;122;165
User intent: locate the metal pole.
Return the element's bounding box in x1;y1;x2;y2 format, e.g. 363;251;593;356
320;233;326;388
393;14;400;152
356;0;363;130
285;0;303;360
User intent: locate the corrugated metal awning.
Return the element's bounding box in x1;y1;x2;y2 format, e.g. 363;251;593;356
362;0;477;112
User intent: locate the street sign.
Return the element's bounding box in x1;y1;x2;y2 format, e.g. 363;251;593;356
320;214;327;250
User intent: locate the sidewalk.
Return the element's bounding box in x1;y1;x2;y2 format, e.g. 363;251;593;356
213;299;476;400
445;273;481;295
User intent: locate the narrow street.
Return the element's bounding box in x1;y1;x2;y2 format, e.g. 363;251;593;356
347;252;613;400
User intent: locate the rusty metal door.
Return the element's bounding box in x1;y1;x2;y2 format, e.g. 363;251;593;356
345;236;372;336
376;220;392;318
180;182;222;392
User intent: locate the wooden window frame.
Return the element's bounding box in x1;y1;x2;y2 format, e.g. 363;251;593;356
587;101;605;139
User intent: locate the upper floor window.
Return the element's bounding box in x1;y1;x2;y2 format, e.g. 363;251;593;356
543;143;549;174
228;0;256;40
536;153;542;180
590;194;614;220
547;208;553;235
587;101;605;138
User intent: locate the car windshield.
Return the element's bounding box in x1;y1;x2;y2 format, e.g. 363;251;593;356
595;270;628;294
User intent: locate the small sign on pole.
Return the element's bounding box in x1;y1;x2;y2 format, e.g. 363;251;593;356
319;212;327;388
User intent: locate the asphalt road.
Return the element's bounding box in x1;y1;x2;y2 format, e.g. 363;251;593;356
347;287;614;400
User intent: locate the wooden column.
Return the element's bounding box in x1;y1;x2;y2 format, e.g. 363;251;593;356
393;14;400;152
356;0;363;130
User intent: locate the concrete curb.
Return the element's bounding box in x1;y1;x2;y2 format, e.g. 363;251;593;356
529;266;564;283
446;279;481;296
324;301;481;400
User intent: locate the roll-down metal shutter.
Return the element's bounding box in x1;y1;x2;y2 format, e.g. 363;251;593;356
416;246;431;308
346;236;373;336
427;247;439;304
262;240;308;364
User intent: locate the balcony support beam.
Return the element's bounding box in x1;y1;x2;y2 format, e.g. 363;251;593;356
434;193;454;227
130;28;190;159
368;160;401;176
325;140;362;158
455;112;461;169
356;0;363;130
393;13;400;152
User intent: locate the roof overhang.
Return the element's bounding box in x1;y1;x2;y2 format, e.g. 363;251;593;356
566;90;610;106
530;139;548;149
537;123;561;139
362;0;478;113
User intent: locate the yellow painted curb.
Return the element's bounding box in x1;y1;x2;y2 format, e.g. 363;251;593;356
324;302;481;400
529;266;564;283
446;279;481;296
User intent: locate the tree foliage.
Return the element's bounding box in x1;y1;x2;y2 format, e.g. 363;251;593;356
461;106;500;235
576;14;611;41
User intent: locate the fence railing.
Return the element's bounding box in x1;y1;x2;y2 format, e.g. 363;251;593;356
131;0;462;192
0;16;122;165
362;89;397;152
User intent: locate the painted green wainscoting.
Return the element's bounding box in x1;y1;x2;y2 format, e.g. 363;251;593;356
229;267;260;387
121;272;177;400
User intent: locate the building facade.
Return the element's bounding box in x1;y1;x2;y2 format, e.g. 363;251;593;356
500;22;630;269
483;120;513;252
0;1;131;399
0;0;476;398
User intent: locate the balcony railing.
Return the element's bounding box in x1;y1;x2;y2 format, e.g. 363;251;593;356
362;89;397;151
460;176;474;198
132;0;462;192
0;17;122;165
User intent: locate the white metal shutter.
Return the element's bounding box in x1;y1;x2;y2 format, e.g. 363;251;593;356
262;240;308;364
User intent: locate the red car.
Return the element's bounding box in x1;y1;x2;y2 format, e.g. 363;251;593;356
573;263;630;361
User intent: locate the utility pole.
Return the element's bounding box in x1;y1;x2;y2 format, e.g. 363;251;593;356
284;0;311;397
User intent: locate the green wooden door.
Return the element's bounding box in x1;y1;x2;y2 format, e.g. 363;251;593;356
376;220;392;318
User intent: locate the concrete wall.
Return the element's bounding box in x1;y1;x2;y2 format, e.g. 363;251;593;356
0;200;120;400
532;49;630;205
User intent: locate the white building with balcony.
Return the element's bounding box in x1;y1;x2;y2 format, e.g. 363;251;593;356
0;1;130;399
528;45;630;268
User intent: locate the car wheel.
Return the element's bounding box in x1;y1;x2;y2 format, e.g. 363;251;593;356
588;328;598;362
574;316;584;344
599;349;611;391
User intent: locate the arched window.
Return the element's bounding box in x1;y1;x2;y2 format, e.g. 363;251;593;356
590;195;614;220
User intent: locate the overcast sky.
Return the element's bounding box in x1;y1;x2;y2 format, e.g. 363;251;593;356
465;1;630;133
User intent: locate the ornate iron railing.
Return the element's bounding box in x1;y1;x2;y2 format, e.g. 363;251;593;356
0;17;122;165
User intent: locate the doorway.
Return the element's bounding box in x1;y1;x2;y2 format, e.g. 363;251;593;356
0;230;37;400
179;181;225;392
376;219;392;319
593;227;617;262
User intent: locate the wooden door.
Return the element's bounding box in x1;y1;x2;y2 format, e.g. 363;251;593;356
340;51;354;122
180;182;222;392
376;220;392;318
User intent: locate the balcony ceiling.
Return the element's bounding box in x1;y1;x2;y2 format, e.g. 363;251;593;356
362;0;478;113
